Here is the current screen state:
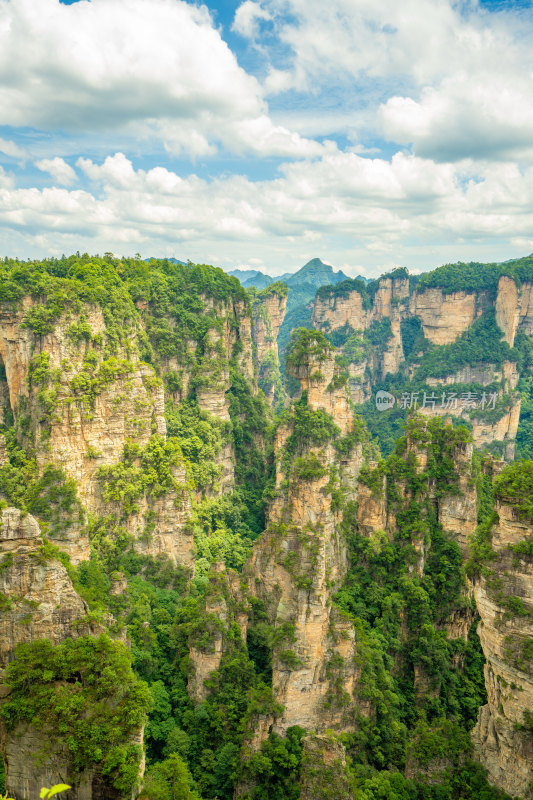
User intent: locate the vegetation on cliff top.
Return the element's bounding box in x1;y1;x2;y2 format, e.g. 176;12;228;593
0;255;526;800
493;459;533;520
416;256;533;296
285;327;334;372
1;635;151;795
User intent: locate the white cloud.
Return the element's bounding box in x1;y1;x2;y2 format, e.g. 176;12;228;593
241;0;468;92
0;138;28;161
239;0;533;164
35;157;77;186
3;149;533;274
380;74;533;162
232;0;271;39
1;1;533;274
0;0;317;159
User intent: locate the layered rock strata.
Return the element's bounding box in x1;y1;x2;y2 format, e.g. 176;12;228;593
0;508;142;800
471;500;533;799
243;346;367;737
187;562;248;703
251;286;287;405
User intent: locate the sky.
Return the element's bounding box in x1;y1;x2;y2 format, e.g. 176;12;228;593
1;0;533;277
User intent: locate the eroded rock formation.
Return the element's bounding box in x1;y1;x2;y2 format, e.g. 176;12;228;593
471;498;533;799
241;341;369;738
251;285;287;405
0;508;144;800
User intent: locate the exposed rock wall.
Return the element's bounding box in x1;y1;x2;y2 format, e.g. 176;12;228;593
495;276;520;347
308;272;531;458
311;274;409;383
299;734;352;800
409;289;481;345
187;563;248;703
471;500;533;799
0;287;257;566
251;288;287;405
437;440;477;557
0;508;94;665
0;508;143;800
243;348;367;737
311;287;366;332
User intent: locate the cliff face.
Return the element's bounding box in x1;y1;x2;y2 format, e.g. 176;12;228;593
309;270;533;458
409;288;482;345
243;343;368;737
311;274;409;392
187;562;248;703
299;734;352;800
251;286;287;406
0;508;93;664
0;283;257;568
311;286;366;333
0;257;269;800
471;498;533;799
0;301;191;565
4;256;533;800
0;508;144;800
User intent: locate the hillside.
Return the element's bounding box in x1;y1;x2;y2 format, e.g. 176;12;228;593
0;255;531;800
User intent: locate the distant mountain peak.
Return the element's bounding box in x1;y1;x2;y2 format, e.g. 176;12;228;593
286;257;350;288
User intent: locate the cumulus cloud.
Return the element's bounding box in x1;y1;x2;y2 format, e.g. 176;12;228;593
3;150;533;273
0;138;28;161
232;0;272;39
237;0;533;163
2;0;533;272
380;74;533;162
0;0;318;159
35;157;77;186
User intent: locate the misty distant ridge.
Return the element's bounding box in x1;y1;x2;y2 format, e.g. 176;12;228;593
147;254;533;291
228;257;353;291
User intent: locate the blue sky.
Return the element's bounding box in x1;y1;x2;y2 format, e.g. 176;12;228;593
1;0;533;277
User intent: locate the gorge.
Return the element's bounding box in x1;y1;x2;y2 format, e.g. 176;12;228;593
0;254;531;800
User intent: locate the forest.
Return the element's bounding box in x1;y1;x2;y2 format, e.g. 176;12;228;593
0;254;531;800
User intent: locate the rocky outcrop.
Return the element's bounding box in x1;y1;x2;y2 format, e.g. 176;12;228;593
0;508;137;800
370;274;409;322
437;439;477;557
299;734;352;800
518;281;533;334
311;286;366;333
0;285;259;565
288;347;353;437
243;345;368;737
471;500;533;799
495;276;520;347
0;725;142;800
425;360;519;390
252;289;287;368
311;274;408;382
417;397;521;461
0;508;94;665
251;286;287;405
410;289;481;345
0;300;34;411
471;399;521;461
307;268;533;458
187;563;248;703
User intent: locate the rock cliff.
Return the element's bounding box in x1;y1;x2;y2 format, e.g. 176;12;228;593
251;283;287;406
3;255;533;800
471;482;533;799
0;508;145;800
243;335;369;737
309;265;533;458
